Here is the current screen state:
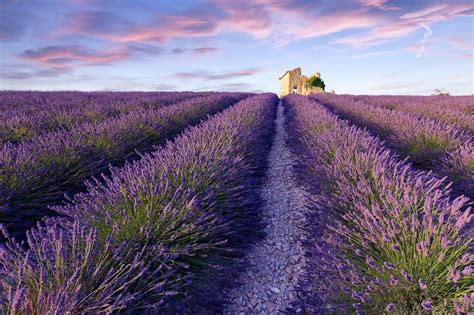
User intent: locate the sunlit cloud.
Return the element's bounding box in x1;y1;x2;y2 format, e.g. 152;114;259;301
359;0;401;11
18;45;133;69
334;3;474;48
445;37;473;51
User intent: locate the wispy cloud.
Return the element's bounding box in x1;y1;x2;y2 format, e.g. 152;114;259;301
334;3;474;48
127;44;165;55
349;50;395;59
18;45;133;69
0;63;71;80
445;37;473;51
193;47;219;54
359;0;401;11
171;47;219;54
173;68;261;80
416;23;432;58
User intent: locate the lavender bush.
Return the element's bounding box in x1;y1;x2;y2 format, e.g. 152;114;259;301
1;93;278;312
0;219;178;313
322;94;474;133
312;93;474;198
0;93;247;240
284;94;472;313
0;91;214;144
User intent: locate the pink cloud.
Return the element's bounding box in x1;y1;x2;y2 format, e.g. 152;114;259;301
102;13;219;43
213;0;381;44
211;0;274;38
360;0;401;11
334;3;474;48
18;45;132;69
276;10;381;45
56;1;379;45
446;37;473;51
53;0;473;50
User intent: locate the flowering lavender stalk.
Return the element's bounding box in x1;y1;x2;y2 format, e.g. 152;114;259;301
284;94;472;313
0;93;247;240
311;93;474;199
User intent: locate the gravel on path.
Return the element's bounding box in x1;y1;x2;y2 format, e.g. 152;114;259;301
223;101;311;314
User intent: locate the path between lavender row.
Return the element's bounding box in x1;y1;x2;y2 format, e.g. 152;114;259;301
224;101;310;314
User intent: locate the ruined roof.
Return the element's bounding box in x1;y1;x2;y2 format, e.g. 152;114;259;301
278;67;301;80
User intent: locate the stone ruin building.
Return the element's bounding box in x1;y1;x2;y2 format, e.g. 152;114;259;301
279;67;333;97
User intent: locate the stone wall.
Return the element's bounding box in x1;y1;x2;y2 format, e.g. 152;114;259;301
279;68;301;97
279;72;291;97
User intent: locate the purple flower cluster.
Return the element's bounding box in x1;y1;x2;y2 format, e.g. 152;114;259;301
0;93;278;312
312;93;474;199
284;94;472;313
0;93;248;240
0;91;217;144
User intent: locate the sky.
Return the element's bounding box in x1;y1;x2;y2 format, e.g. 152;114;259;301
0;0;473;95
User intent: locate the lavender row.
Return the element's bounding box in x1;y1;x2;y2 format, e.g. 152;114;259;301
284;94;472;313
0;93;247;239
0;93;278;313
0;91;213;144
0;91;210;111
312;94;474;198
321;94;474;134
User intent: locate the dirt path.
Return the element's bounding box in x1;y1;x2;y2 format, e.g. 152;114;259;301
224;101;310;314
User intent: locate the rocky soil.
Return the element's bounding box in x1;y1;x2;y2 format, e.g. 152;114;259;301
223;102;311;314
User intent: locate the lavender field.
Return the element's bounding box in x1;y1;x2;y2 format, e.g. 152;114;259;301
0;91;472;314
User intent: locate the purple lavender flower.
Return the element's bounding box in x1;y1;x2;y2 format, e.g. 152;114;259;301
383;261;395;270
418;278;428;290
366;256;378;269
390;275;399;286
385;303;395;311
450;271;462;283
400;269;411;282
0;224;9;239
462;266;472;276
421;300;432;311
441;235;453;248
